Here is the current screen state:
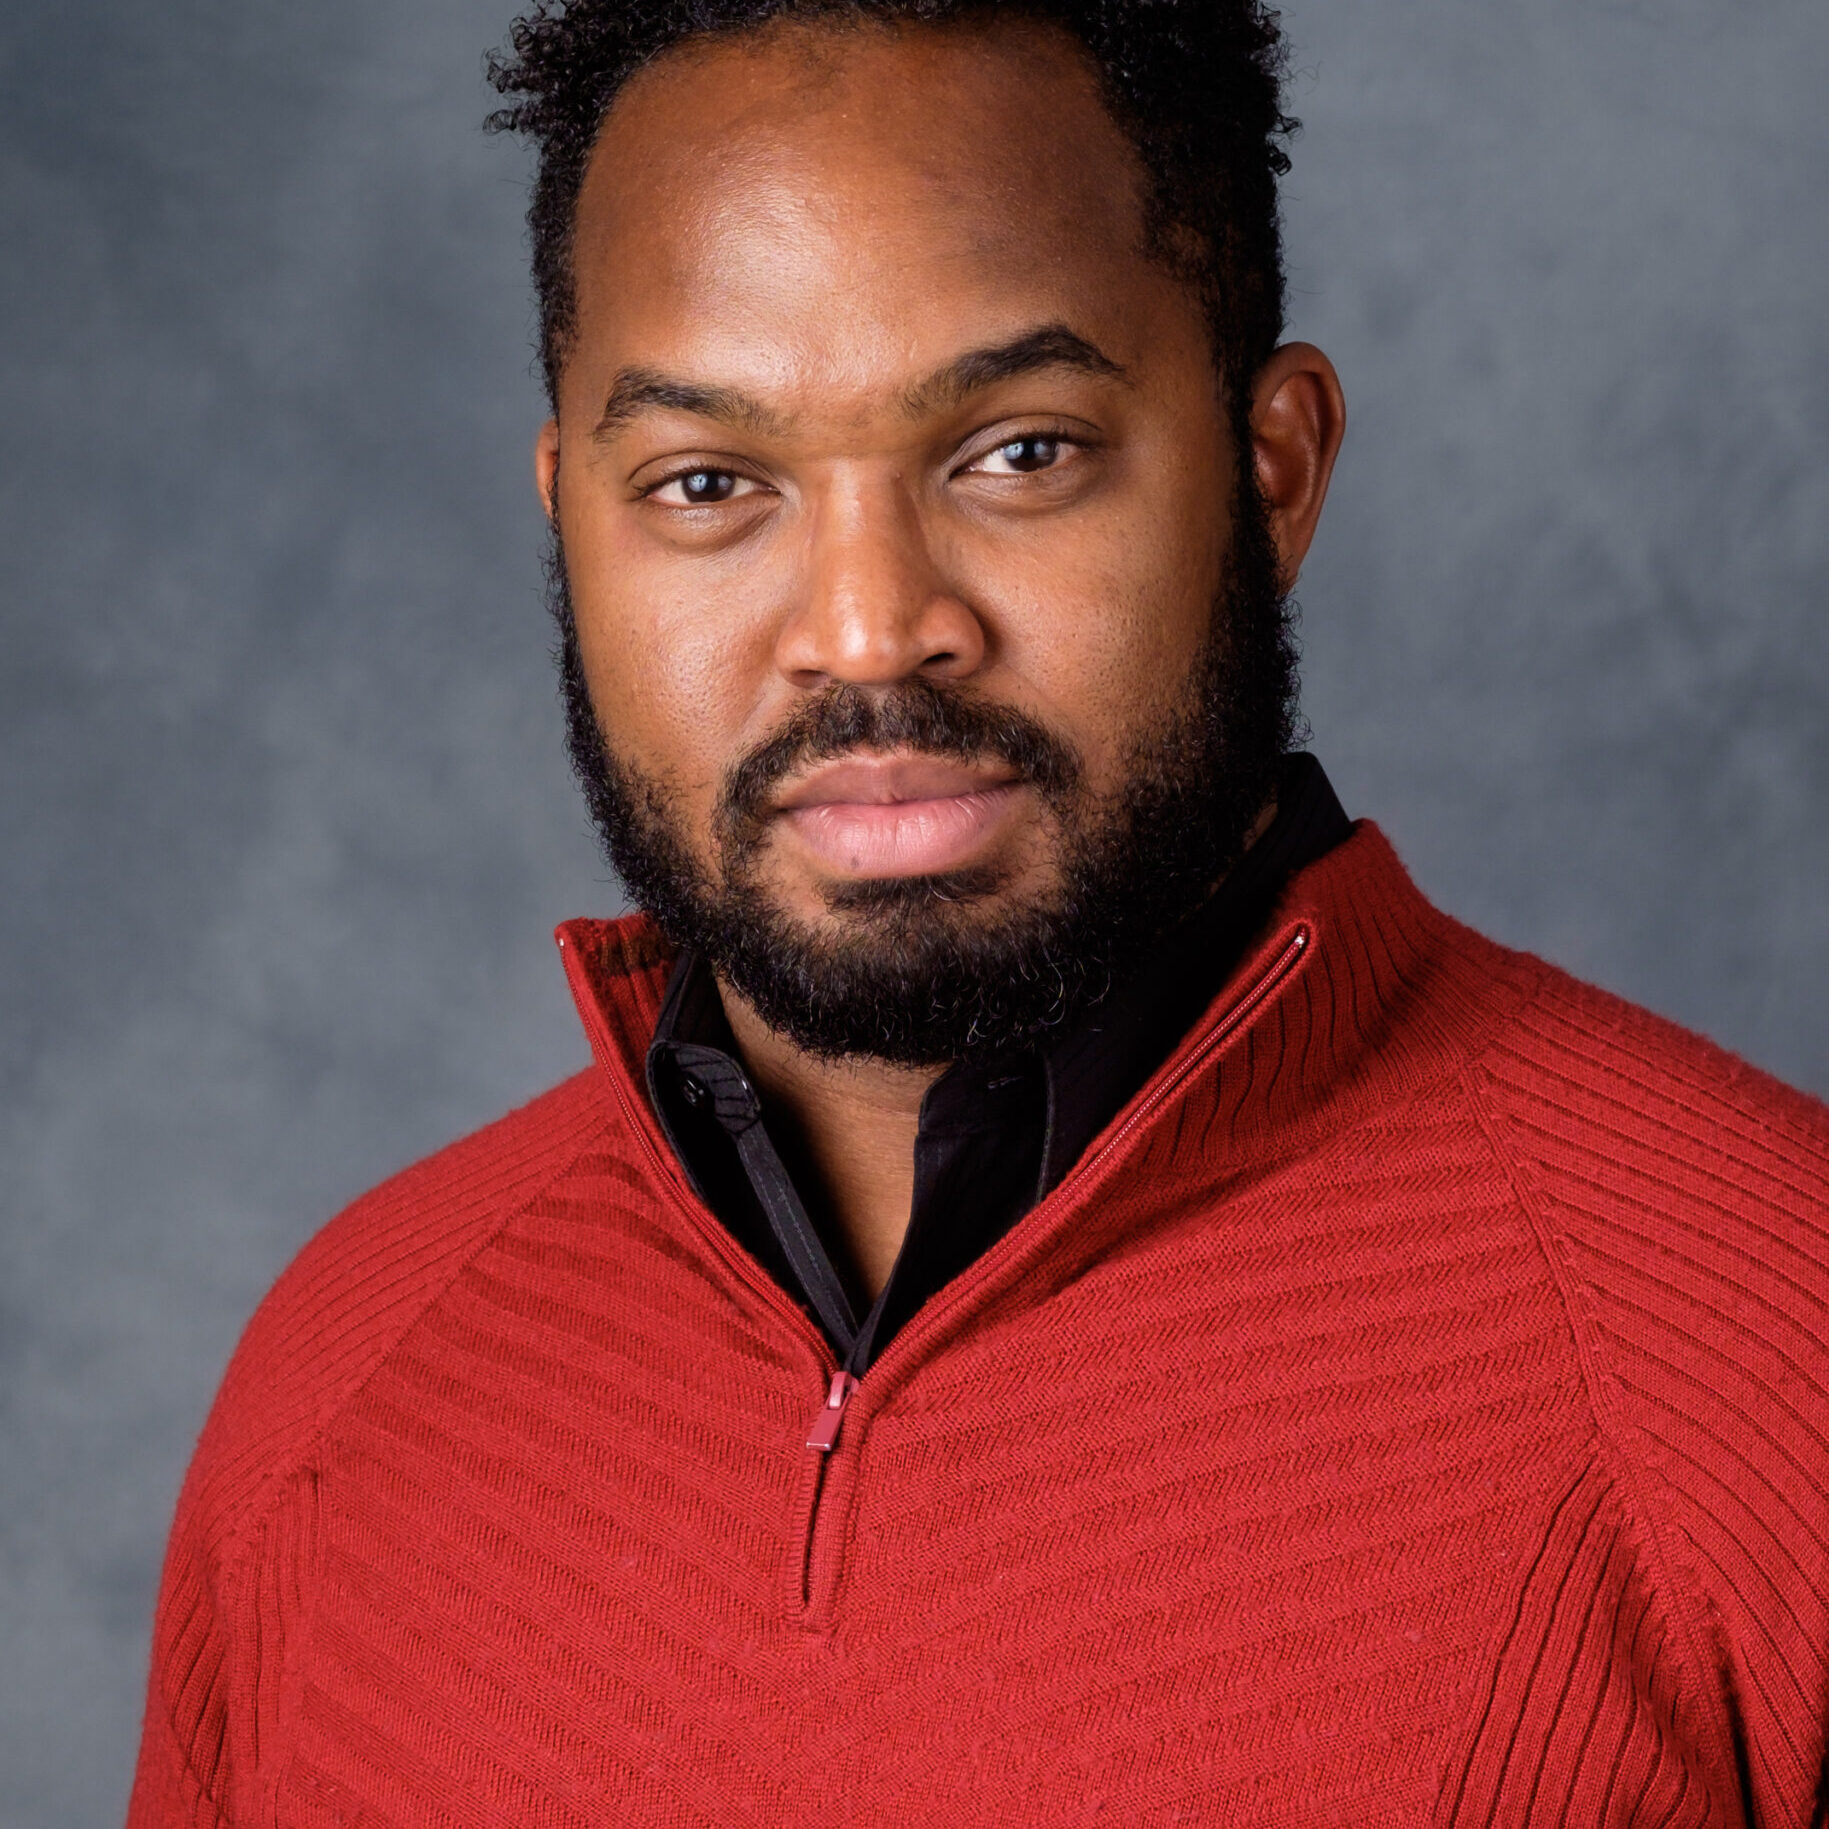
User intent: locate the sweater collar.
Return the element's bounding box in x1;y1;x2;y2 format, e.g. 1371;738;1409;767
557;815;1472;1198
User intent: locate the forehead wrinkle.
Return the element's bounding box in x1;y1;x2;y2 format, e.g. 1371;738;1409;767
593;366;789;439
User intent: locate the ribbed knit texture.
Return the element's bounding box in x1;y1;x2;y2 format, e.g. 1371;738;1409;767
128;825;1829;1828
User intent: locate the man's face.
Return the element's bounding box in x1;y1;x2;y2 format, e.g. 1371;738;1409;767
542;18;1296;1062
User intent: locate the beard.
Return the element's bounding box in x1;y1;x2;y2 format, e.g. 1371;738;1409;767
549;478;1299;1067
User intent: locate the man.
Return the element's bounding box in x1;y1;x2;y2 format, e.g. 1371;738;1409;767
129;1;1829;1823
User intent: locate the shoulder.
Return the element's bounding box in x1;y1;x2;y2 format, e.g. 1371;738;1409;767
1465;956;1829;1802
137;1069;632;1814
1466;951;1829;1338
1469;951;1829;1240
1298;826;1828;1267
1468;953;1829;1621
1321;863;1829;1313
174;1068;618;1558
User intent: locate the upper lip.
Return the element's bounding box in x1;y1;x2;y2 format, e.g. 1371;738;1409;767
773;752;1020;810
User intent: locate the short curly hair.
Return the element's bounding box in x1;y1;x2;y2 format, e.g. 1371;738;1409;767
487;0;1297;418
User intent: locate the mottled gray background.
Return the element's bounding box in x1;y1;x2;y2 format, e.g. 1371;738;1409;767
2;0;1824;1820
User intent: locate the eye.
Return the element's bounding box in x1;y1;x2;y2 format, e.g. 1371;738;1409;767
646;467;760;507
969;434;1069;476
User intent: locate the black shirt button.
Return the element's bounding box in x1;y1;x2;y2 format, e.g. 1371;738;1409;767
680;1074;710;1110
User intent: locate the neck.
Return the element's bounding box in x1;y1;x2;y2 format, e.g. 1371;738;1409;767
719;988;941;1302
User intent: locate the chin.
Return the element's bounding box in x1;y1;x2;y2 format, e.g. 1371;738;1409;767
822;860;1009;912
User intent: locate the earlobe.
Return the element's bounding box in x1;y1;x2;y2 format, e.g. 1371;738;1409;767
1249;343;1347;591
535;419;561;522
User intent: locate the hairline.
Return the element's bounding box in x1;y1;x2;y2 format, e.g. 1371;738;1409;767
543;8;1249;422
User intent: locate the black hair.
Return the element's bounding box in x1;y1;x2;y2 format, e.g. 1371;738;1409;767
486;0;1297;418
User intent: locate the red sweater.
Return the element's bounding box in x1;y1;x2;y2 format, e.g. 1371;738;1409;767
129;825;1829;1827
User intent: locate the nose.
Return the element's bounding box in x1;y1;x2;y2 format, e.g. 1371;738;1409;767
773;475;986;689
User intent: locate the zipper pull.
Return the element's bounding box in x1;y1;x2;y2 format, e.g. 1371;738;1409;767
805;1370;860;1453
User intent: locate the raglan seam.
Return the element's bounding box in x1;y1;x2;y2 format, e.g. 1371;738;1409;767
145;1677;232;1829
207;1105;617;1574
153;1093;623;1818
1459;1045;1747;1822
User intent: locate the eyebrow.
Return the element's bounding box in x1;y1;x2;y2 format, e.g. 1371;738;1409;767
591;323;1128;441
594;369;782;439
902;324;1129;415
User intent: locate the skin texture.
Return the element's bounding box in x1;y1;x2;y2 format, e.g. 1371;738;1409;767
536;18;1345;1297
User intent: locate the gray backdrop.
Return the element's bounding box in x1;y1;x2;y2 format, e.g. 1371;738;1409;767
3;2;1824;1821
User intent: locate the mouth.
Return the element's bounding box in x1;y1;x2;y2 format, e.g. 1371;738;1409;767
771;752;1028;879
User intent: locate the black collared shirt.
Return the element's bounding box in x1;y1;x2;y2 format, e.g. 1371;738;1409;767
646;754;1351;1374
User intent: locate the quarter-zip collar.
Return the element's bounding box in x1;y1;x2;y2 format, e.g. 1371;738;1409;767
557;813;1475;1389
641;754;1351;1370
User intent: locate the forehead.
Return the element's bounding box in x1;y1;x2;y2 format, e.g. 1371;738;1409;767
564;20;1178;416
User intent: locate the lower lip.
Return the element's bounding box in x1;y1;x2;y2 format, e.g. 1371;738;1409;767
781;785;1024;878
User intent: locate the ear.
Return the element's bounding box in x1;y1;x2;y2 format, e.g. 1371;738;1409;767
535;418;561;522
1248;343;1347;593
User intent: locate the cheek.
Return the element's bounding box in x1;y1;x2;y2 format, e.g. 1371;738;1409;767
965;481;1229;785
562;513;784;835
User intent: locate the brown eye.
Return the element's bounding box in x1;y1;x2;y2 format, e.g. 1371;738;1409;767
993;435;1060;472
650;467;758;507
968;433;1073;478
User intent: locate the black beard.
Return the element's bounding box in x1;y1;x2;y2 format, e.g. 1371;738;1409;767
548;483;1298;1067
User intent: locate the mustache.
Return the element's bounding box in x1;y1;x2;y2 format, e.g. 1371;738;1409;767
714;679;1083;856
